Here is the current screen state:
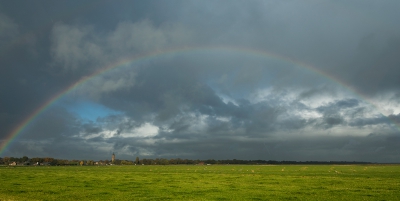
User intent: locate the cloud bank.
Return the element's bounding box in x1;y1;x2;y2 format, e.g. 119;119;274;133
1;1;400;162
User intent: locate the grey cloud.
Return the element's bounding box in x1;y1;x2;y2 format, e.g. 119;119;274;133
348;114;400;127
388;114;400;124
386;135;400;143
51;20;194;72
349;116;388;127
347;107;366;119
51;23;105;71
313;99;361;128
278;118;308;130
298;85;338;99
20;107;80;140
97;115;137;134
0;13;19;46
374;146;385;153
334;33;400;95
341;139;361;150
190;1;400;95
82;123;103;136
168;119;191;135
336;99;359;108
320;114;344;129
109;133;400;162
317;99;359;113
108;20;193;53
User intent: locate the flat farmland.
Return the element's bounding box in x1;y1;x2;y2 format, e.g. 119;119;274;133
0;165;399;200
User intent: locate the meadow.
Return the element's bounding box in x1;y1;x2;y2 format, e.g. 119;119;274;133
0;164;399;200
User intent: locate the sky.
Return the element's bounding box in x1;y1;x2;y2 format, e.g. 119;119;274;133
1;0;400;162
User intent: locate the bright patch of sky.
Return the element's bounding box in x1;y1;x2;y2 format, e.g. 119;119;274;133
64;100;122;121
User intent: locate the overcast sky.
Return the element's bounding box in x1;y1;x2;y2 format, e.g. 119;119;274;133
1;0;400;162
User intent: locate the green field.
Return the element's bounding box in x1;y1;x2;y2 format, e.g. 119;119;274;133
0;165;399;200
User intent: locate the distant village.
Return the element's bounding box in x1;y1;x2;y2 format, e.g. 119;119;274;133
0;153;373;166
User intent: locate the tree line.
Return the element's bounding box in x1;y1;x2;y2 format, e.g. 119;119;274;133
0;156;372;166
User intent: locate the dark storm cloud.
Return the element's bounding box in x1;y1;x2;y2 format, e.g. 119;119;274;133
0;13;19;46
313;99;358;128
340;34;400;95
98;60;291;137
317;99;359;112
102;132;400;162
388;114;400;124
22;108;79;140
298;85;338;100
349;116;391;127
81;122;103;136
1;1;400;162
320;114;344;129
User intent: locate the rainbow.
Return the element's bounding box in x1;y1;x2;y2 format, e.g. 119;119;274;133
0;46;398;156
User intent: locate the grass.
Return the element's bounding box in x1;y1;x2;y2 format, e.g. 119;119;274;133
0;165;399;200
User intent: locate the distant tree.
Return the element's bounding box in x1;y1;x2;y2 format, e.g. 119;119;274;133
121;160;133;165
30;157;40;164
205;159;216;164
50;159;58;166
161;159;169;165
44;157;54;163
135;157;139;164
56;159;68;166
3;157;10;164
80;161;84;166
114;159;121;165
9;157;16;163
22;156;29;162
67;160;76;165
141;158;151;165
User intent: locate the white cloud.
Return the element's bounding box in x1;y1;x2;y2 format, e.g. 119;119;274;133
121;122;159;138
216;116;231;122
81;121;159;139
370;92;400;116
219;94;239;106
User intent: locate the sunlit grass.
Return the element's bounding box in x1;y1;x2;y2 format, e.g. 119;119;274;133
0;165;399;200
